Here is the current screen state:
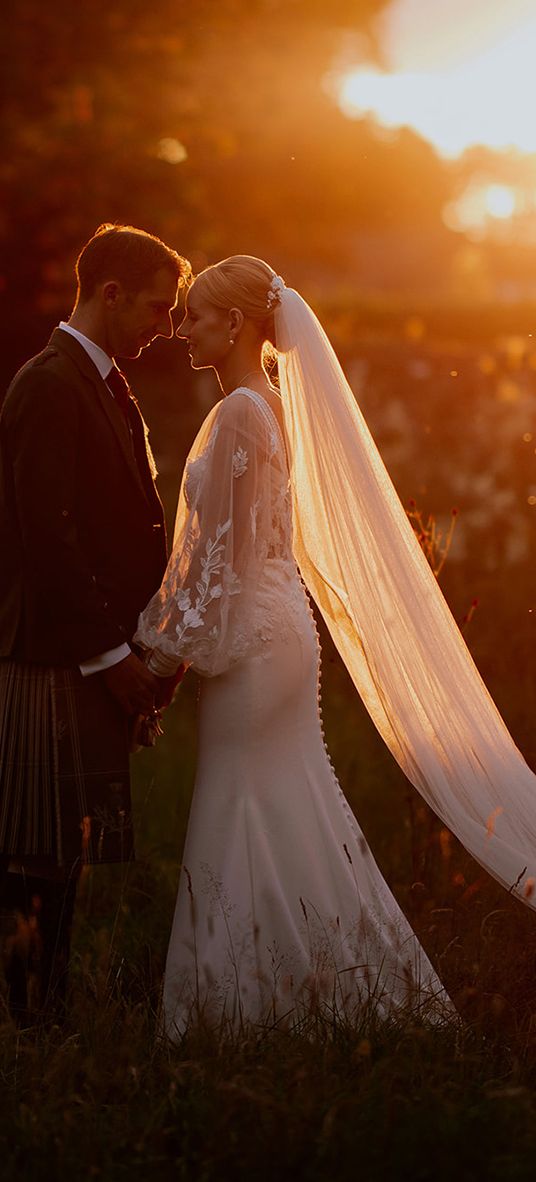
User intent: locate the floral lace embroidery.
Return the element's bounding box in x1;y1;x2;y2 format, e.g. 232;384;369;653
139;391;298;674
173;520;240;641
232;446;248;478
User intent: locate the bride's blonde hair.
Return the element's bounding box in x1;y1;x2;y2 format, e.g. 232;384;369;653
193;255;279;362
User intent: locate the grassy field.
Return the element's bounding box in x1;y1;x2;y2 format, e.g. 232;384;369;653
3;642;536;1181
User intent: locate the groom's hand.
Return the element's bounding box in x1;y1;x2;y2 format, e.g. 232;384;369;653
102;653;158;715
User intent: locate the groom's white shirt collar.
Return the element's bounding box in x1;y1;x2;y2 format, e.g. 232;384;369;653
59;321;114;381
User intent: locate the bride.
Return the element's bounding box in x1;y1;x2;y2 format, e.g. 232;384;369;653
136;255;535;1037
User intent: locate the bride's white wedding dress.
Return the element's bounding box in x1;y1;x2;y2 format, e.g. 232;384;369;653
136;386;452;1035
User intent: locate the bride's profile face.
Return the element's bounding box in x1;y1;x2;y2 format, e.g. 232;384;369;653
176;283;230;369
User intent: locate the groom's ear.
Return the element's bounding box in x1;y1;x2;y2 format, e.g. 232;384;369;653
102;280;123;307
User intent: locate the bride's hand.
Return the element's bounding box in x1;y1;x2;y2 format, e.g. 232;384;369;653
154;663;189;709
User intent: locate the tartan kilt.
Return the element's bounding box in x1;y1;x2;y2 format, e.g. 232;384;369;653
0;659;134;866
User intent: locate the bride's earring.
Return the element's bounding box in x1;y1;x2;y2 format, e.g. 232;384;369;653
229;338;234;345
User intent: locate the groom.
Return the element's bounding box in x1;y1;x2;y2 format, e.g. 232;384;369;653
0;223;190;1022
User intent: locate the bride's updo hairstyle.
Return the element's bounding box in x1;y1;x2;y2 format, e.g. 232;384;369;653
193;255;279;364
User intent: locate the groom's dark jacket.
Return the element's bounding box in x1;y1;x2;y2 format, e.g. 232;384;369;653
0;328;167;667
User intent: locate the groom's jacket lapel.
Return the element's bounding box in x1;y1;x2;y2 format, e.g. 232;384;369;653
48;328;157;510
0;327;167;665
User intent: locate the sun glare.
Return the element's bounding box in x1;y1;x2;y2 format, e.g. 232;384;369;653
336;17;536;159
485;186;516;220
443;183;519;238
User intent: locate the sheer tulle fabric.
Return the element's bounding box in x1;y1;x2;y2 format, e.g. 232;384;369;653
275;288;536;905
136;390;290;677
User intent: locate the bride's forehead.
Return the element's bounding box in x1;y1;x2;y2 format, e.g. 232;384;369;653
186;286;209;314
187;286;223;318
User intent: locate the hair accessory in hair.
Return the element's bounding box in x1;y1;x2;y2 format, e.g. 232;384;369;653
267;275;285;309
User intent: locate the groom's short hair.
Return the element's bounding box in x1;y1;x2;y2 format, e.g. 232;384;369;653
76;223;191;300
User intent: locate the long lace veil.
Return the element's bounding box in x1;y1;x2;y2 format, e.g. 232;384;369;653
274;284;536;906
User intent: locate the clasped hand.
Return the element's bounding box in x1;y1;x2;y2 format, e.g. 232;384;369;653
102;652;187;715
102;652;158;715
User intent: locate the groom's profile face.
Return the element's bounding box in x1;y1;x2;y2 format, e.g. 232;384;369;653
107;266;179;358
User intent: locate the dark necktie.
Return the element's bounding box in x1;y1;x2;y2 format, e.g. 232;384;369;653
106;365;153;499
106;365;131;417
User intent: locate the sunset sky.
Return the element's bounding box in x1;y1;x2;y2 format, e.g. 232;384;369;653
337;0;536;158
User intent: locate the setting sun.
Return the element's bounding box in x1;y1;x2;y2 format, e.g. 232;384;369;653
335;13;536;158
485;186;516;220
443;183;521;237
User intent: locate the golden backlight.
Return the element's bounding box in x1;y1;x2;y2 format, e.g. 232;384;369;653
444;183;520;238
337;16;536;159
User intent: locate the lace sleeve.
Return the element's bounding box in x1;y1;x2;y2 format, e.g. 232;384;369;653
135;392;276;676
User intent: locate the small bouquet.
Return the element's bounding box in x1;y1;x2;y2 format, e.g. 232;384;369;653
129;663;189;753
129;708;165;753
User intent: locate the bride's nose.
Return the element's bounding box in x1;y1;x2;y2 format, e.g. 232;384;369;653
175;313;188;339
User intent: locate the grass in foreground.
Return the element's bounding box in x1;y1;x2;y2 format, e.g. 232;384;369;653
3;855;536;1182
